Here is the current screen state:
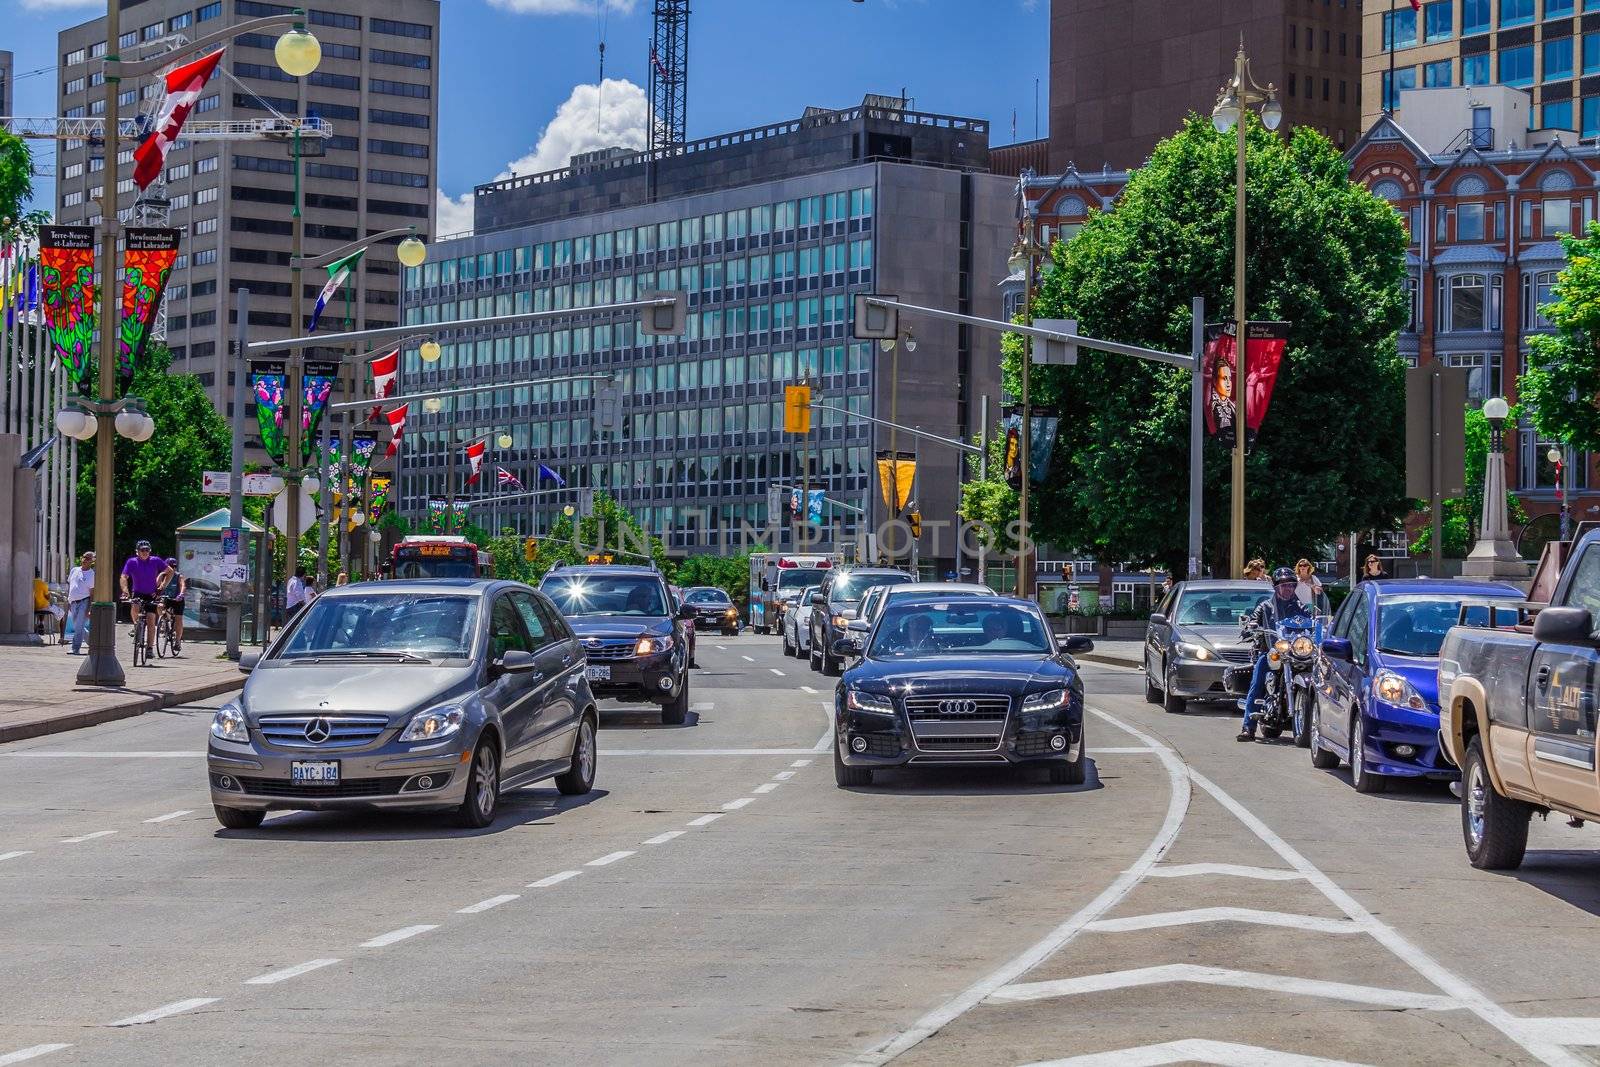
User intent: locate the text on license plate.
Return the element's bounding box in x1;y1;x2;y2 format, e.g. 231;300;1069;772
291;760;340;785
586;665;610;681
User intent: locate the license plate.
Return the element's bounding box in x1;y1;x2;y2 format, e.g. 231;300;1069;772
586;665;611;681
290;760;340;785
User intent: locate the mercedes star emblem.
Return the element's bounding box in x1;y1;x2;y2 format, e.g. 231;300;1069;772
303;717;332;744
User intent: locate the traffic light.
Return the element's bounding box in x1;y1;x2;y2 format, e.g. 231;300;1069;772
784;384;812;434
640;290;688;336
595;381;621;433
908;509;923;539
523;536;538;562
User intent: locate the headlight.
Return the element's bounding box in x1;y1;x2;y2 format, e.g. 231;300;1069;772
831;614;849;629
210;701;247;743
1177;642;1213;661
399;703;466;742
1273;638;1291;653
1290;636;1315;657
725;608;737;617
1373;670;1427;711
635;634;674;656
846;689;895;715
1023;688;1068;710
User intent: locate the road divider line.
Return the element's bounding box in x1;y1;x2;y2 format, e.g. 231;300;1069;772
244;959;341;985
587;850;635;867
1147;862;1302;882
360;925;437;949
774;771;796;780
741;655;755;662
643;830;686;845
687;813;724;827
527;870;581;888
143;810;192;823
1085;907;1362;935
0;851;32;863
770;668;786;676
457;894;519;914
722;798;755;810
800;685;818;694
1093;746;1156;755
60;830;116;844
714;644;728;650
790;759;812;768
0;1045;72;1065
601;747;820;756
990;964;1459;1011
691;701;715;711
753;783;779;794
108;998;219;1028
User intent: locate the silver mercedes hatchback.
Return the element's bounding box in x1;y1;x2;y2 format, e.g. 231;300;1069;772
207;579;598;830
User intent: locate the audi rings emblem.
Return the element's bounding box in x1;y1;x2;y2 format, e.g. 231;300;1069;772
303;717;332;744
939;699;978;717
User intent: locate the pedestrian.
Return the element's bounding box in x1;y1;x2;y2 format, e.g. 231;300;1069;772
66;551;94;655
1294;558;1329;615
285;567;309;621
335;571;349;587
1359;554;1387;582
1243;558;1268;581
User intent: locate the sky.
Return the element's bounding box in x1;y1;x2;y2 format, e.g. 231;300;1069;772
6;0;1050;234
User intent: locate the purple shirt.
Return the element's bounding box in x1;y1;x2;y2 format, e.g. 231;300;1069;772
122;555;167;596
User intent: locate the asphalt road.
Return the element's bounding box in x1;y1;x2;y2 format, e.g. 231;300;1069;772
1;638;1597;1066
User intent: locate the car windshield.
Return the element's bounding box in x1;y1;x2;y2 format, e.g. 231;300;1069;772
1377;595;1512;657
686;589;729;604
278;594;478;659
831;572;914;606
778;568;827;591
1175;590;1263;626
870;601;1050;657
543;574;668;617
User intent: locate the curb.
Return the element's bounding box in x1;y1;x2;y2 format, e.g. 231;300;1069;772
1077;652;1141;671
0;674;244;744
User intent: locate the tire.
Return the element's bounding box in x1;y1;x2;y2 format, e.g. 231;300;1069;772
1310;700;1341;769
661;676;689;725
1144;668;1162;704
1350;713;1387;794
132;616;147;668
809;633;823;672
1260;726;1283;740
213;805;264;830
555;714;597;795
1462;738;1531;870
782;626;795;657
1162;668;1185;714
834;742;873;787
156;614;174;659
456;739;500;829
822;648;841;677
1292;688;1313;748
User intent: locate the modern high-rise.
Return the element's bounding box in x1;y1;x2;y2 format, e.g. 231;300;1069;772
400;98;1014;573
53;0;439;417
1363;0;1600;139
1041;0;1362;173
1;50;14;121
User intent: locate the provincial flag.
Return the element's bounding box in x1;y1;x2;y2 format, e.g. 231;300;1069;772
537;463;566;488
132;48;225;190
383;403;409;458
496;466;524;491
367;348;399;423
308;248;365;333
464;439;488;486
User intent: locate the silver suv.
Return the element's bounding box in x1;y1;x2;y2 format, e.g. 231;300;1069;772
208;579;597;829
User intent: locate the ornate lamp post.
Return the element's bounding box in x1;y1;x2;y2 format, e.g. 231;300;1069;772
1547;446;1570;542
1463;397;1529;578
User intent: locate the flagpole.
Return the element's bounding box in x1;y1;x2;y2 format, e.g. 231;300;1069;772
1387;0;1396;114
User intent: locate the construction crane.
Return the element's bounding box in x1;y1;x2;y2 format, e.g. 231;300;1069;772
648;0;690;155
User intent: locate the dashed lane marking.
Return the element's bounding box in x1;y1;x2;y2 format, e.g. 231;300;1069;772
989;964;1459;1011
60;831;116;844
1085;907;1362;936
1146;862;1302;881
770;668;786;676
774;771;796;780
714;645;728;650
643;830;685;845
143;810;192;823
587;850;635;867
1020;1038;1376;1067
801;685;818;694
108;998;220;1028
0;851;32;863
0;1046;72;1066
790;759;812;767
244;959;341;985
457;894;519;914
741;655;755;662
687;813;724;827
360;925;437;949
527;870;581;888
722;798;755;810
753;783;779;794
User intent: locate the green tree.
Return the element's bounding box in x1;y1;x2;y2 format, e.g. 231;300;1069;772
1522;222;1600;452
76;344;232;562
1013;115;1411;576
957;426;1020;555
1;131;47;233
1410;404;1527;557
673;551;760;609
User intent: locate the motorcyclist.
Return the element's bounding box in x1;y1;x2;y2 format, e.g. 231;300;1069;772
1237;567;1313;742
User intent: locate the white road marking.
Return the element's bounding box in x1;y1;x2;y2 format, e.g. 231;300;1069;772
687;813;724;826
1147;862;1303;881
108;998;220;1027
143;810;192;823
601;747;820;756
7;751;201;758
714;644;728;650
1020;1038;1375;1067
741;655;755;662
1086;907;1361;936
527;870;581;888
691;701;714;711
0;851;32;863
587;850;635;867
360;925;437;949
60;830;116;844
0;1045;72;1065
457;894;519;914
1093;746;1156;754
1514;1019;1600;1046
800;684;818;694
244;959;341;985
753;783;780;794
774;771;796;780
790;759;812;768
722;798;755;810
643;830;686;845
770;668;786;676
990;964;1458;1011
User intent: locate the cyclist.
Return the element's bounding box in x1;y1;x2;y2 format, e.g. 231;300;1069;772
119;540;166;661
160;557;187;654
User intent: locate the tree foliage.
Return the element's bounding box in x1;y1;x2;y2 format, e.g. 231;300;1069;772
1;132;47;233
1410;404;1528;557
1522;222;1600;452
957;428;1019;555
672;551;759;608
1004;115;1411;575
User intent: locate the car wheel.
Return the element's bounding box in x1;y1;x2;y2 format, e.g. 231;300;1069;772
834;742;873;787
213;805;264;830
555;714;597;795
1462;738;1530;870
1048;731;1087;786
662;675;689;725
1144;667;1162;704
1292;688;1313;748
1310;700;1341;769
822;646;841;676
809;633;822;672
1350;713;1386;794
724;627;738;637
1162;667;1185;714
456;740;500;829
782;626;794;656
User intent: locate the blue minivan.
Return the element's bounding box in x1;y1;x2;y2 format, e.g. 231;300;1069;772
1312;578;1523;793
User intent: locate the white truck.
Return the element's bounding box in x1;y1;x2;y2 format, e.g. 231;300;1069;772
748;553;838;635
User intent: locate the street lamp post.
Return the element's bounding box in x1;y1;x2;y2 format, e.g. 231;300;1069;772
1007;233;1040;599
1211;42;1282;579
1547;446;1571;542
1463;396;1529;578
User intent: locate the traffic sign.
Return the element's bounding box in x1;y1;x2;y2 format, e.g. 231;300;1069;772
203;471;280;497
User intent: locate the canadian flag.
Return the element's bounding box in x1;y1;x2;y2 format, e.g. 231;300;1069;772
132;49;225;190
463;440;487;486
367;348;399;424
383;403;409;458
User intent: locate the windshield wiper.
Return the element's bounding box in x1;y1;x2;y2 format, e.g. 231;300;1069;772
288;651;435;664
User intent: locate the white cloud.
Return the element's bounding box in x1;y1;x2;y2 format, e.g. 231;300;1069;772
435;77;648;238
485;0;636;14
19;0;101;9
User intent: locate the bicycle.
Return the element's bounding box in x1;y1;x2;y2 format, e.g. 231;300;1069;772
155;601;176;659
128;595;156;667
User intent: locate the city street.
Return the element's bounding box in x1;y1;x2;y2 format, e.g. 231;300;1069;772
2;637;1598;1066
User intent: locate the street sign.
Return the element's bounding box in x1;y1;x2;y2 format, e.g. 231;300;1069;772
203;471;280;497
270;485;318;537
767;484;782;523
1031;319;1080;365
1405;365;1468;500
853;294;898;340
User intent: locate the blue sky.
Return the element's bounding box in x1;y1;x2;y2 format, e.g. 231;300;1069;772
8;0;1049;227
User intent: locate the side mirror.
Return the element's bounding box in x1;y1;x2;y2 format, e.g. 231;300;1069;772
495;649;537;675
1533;605;1595;645
1061;635;1094;654
676;603;697;621
238;649;262;673
1148;613;1168;628
846;618;871;633
1322;636;1353;662
832;636;863;659
811;592;827;607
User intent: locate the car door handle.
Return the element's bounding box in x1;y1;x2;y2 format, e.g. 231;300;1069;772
1536;664;1552;690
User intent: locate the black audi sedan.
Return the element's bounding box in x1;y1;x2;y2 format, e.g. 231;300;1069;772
831;595;1093;788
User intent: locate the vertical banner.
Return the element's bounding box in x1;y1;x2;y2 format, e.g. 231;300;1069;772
368;476;391;523
300;359;339;465
118;228;180;381
348;436;378;477
38;225;97;392
1201;321;1291;451
1027;410;1060;485
249;359;289;464
1002;415;1023;490
807;488;825;526
1201;322;1235;442
451;500;470;532
427;496;448;533
1243;321;1290;435
876;451;916;513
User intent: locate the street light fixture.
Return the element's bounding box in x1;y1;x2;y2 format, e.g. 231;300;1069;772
1547;445;1571;541
420;340;442;363
274;27;322;77
55;403;97;441
396;235;428;269
423;396;443;414
497;433;514;449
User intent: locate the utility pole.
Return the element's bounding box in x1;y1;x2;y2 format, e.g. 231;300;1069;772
978;393;989;588
1189;297;1205;579
225;289;249;658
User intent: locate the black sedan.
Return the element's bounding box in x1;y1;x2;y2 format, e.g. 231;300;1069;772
830;595;1093;787
681;586;740;636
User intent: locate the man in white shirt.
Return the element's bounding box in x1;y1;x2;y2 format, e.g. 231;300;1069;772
66;552;95;655
285;567;309;622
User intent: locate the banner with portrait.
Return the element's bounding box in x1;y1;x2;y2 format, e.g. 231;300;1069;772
118;228;180;381
38;225;97;391
1000;413;1058;489
1201;321;1291;452
249;359;289;464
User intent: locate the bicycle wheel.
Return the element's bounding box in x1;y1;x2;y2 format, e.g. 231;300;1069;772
156;612;174;659
132;614;147;668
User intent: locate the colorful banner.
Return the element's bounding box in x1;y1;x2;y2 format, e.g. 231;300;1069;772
1027;409;1060;485
451;500;470;531
1202;321;1291;452
368;476;391;523
300;360;339;465
876;451;916;514
118;229;180;381
807;488;825;526
250;359;289;464
427;496;448;533
349;435;378;476
38;226;97;392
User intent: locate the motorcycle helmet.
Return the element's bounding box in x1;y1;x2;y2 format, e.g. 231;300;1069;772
1270;566;1296;586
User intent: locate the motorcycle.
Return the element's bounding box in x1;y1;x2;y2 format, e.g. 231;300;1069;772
1225;616;1325;744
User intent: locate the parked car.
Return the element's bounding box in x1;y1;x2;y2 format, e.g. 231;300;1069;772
1143;580;1264;713
1438;533;1600;869
682;585;739;636
782;584;821;658
1315;579;1524;796
206;579;598;830
809;567;916;675
831;595;1094;787
540;564;695;725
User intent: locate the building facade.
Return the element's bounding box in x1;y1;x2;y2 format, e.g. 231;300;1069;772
400;101;1014;573
1048;0;1362;172
53;0;439;419
1;50;13;121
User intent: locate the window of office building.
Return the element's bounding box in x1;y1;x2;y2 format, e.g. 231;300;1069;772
1383;67;1418;108
1545;36;1575;80
1501;0;1535;25
1425;0;1453;39
1545;100;1575;129
1424;59;1453;86
1464;53;1492;84
1548;0;1575;14
1465;0;1493;30
1501;45;1535;85
371;17;432;38
1384;7;1418;48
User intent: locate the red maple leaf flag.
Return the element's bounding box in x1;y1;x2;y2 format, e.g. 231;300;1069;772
463;440;487;486
383;403;409;458
367;348;399;423
132;48;225;190
1410;0;1421;9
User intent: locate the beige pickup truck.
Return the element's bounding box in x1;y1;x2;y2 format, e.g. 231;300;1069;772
1437;533;1600;869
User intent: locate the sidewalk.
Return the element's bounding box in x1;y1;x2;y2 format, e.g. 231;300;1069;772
1076;637;1143;671
0;638;245;743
